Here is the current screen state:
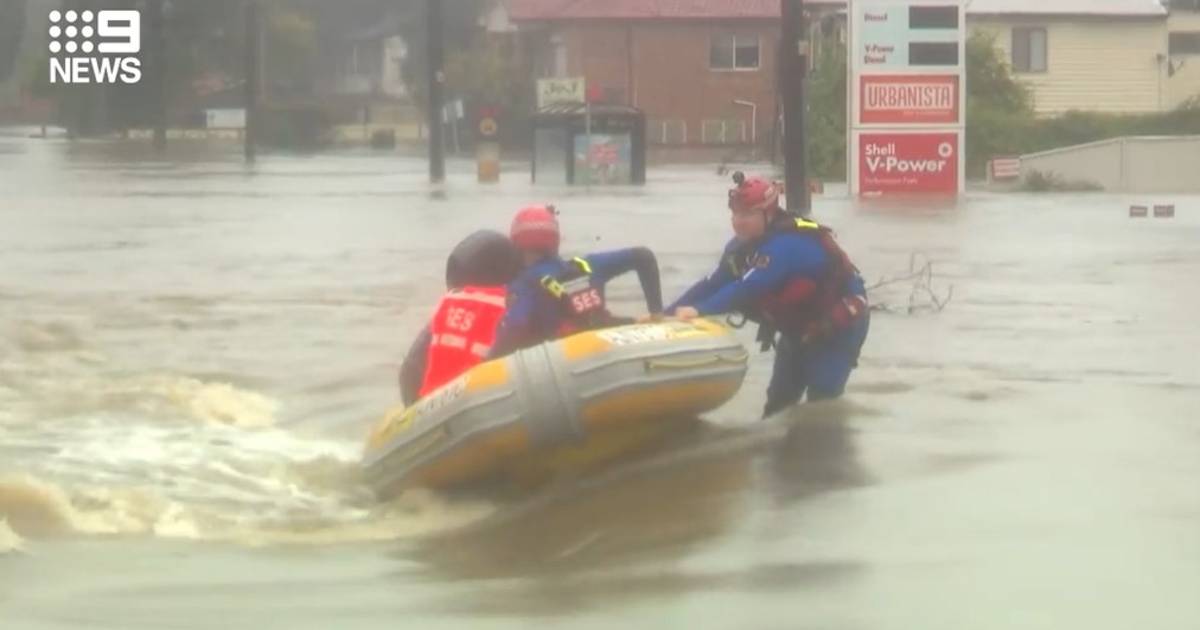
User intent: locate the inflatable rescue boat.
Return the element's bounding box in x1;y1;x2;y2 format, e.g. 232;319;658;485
363;317;749;497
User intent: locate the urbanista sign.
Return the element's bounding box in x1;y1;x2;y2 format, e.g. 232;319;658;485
847;0;965;197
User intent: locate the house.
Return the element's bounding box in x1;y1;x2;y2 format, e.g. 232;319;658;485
495;0;1199;156
821;0;1197;116
335;14;409;100
1167;0;1200;107
499;0;846;158
321;10;423;143
966;0;1174;115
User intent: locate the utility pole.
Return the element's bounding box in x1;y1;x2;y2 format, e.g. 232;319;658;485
148;0;166;153
244;0;259;163
780;0;811;214
426;0;446;184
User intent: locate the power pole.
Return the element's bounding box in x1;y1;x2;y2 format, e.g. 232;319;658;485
148;0;166;153
244;0;259;163
780;0;811;214
426;0;446;184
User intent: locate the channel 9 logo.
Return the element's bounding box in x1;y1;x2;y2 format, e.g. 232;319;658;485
48;9;143;84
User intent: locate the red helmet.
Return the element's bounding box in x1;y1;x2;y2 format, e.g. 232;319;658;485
728;172;782;214
510;204;560;253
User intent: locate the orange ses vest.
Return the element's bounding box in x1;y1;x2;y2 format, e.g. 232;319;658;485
419;285;507;398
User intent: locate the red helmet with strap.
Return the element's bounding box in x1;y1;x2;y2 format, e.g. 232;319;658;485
510;204;560;253
728;171;783;215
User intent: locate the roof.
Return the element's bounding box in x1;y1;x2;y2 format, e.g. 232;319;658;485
533;102;643;117
965;0;1166;17
508;0;841;21
509;0;1168;21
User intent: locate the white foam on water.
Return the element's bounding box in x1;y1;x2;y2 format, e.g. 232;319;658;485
0;518;26;555
0;470;493;548
0;473;205;538
2;318;279;429
223;488;496;547
42;373;284;429
144;375;281;428
0;317;497;549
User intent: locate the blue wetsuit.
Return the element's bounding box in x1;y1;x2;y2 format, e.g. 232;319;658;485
669;225;868;417
491;247;662;357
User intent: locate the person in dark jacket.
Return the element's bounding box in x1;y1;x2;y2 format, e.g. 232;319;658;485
399;230;520;405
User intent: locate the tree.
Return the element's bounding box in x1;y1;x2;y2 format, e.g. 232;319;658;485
395;0;489;113
443;33;535;144
965;31;1032;115
806;36;848;180
963;31;1035;177
262;0;319;97
0;0;27;82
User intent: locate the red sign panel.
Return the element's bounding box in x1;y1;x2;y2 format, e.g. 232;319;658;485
859;132;958;195
860;74;959;124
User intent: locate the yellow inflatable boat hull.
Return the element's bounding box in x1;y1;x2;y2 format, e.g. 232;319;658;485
363;318;749;496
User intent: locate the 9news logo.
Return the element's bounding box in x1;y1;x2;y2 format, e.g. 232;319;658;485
48;9;143;85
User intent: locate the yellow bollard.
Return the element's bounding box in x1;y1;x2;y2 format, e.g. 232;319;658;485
477;141;500;183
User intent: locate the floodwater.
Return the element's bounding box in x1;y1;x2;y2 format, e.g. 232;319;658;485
2;130;1198;630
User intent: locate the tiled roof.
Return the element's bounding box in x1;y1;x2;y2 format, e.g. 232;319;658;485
508;0;785;21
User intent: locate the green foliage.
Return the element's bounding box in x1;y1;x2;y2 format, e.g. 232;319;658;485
258;104;331;149
965;31;1032;115
262;0;319;95
806;38;848;180
0;0;26;83
23;50;53;100
963;32;1034;177
396;0;489;113
444;35;536;144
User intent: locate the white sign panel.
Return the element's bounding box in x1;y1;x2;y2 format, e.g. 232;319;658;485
537;77;586;108
205;108;246;130
847;0;966;197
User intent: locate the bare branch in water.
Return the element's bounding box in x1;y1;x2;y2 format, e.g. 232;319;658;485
867;252;953;315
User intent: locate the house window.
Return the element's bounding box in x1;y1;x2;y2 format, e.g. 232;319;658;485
701;120;747;145
710;34;761;70
1012;27;1048;73
1170;32;1200;56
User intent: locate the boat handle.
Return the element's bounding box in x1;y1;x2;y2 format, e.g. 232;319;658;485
643;350;749;371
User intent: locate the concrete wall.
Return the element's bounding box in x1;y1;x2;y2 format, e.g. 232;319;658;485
1124;136;1200;191
1021;135;1200;192
1168;10;1200;108
970;16;1169;115
1021;139;1123;187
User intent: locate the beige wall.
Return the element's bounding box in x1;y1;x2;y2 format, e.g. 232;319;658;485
970;17;1168;116
1168;11;1200;108
1124;136;1200;192
1021;136;1200;192
1021;139;1123;188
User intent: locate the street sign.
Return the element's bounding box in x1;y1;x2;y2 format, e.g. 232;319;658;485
537;77;586;108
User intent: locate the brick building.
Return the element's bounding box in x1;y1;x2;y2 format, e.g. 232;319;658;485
494;0;841;160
